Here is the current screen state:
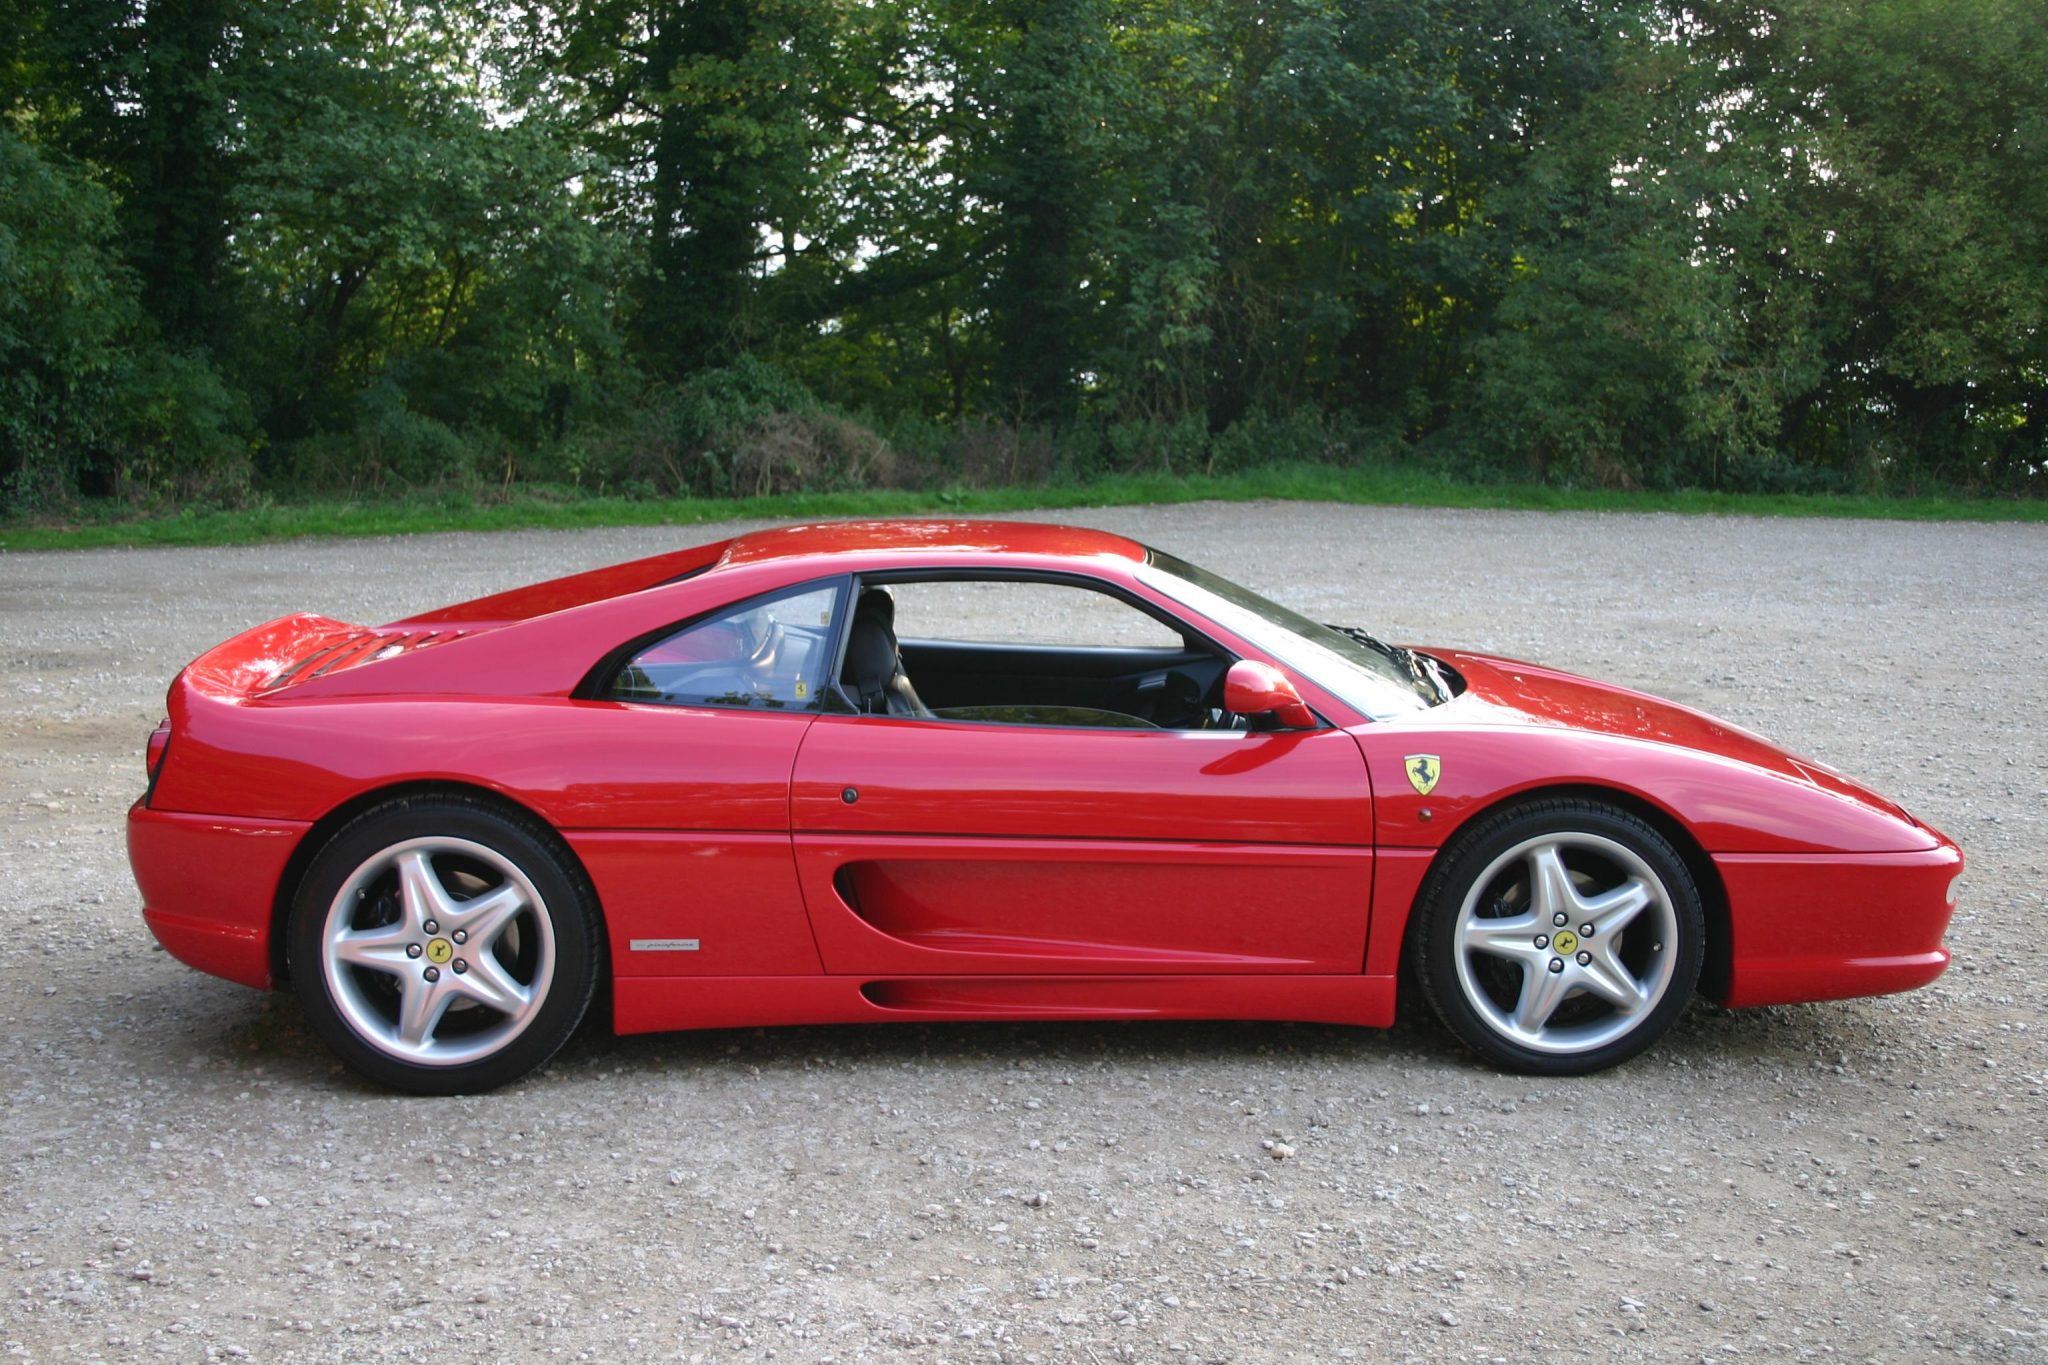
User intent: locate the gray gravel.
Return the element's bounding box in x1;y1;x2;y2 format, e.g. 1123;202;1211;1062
2;502;2044;1362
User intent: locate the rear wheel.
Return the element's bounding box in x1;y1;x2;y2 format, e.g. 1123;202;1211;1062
1409;799;1703;1075
288;797;600;1094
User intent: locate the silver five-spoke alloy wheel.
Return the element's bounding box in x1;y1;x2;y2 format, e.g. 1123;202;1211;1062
290;797;599;1093
1411;799;1704;1074
1452;831;1679;1055
321;836;556;1066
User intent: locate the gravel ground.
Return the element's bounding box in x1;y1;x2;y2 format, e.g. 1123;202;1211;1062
1;502;2044;1363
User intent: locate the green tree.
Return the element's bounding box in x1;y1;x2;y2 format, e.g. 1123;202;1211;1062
4;0;2043;508
74;2;616;487
0;130;135;504
506;0;841;381
1471;0;2046;490
973;0;1111;423
0;130;248;507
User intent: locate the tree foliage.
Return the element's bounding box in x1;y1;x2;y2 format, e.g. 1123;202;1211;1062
2;0;2041;512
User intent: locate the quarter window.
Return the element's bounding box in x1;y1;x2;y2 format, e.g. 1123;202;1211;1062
607;582;843;711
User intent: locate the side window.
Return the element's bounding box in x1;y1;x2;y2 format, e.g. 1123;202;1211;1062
863;576;1228;731
888;580;1187;649
607;582;843;711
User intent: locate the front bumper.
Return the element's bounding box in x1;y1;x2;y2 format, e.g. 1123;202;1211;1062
128;800;309;990
1715;842;1962;1008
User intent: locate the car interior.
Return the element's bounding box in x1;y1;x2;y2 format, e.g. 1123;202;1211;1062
837;578;1234;730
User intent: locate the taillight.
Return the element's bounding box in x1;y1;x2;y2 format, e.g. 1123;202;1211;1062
146;719;171;781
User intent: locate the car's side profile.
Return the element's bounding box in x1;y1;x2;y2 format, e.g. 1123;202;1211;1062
128;520;1961;1092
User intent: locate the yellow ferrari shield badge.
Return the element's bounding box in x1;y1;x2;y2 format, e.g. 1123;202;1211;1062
1405;754;1442;796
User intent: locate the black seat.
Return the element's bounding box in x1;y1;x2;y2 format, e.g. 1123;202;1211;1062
841;588;932;718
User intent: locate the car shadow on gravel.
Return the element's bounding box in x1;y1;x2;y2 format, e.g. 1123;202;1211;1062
165;980;1896;1096
566;1011;1465;1079
1666;997;1888;1068
124;987;1472;1098
569;998;1881;1080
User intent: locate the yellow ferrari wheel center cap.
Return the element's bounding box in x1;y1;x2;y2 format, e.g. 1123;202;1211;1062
1552;930;1579;956
425;937;454;965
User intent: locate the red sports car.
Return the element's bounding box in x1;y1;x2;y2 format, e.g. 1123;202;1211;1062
128;520;1961;1093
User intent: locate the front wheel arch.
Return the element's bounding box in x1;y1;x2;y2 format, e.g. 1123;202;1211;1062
270;781;606;989
1396;783;1732;1006
1400;791;1711;1073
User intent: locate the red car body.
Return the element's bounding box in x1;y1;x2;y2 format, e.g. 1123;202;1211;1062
129;520;1960;1052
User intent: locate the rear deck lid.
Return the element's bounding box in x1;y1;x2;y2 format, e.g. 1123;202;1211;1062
181;613;472;698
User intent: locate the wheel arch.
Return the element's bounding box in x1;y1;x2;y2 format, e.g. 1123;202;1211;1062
1400;782;1732;1004
268;780;606;987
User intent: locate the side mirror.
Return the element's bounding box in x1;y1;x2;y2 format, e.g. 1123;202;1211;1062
1223;660;1317;730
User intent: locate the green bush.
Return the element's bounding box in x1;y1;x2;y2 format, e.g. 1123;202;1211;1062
1099;415;1209;475
285;381;481;491
562;356;915;496
1206;409;1393;475
108;347;256;504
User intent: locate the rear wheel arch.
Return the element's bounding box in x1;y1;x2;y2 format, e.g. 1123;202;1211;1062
269;781;605;988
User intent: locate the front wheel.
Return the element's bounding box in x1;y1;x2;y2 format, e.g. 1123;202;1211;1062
287;796;601;1094
1408;799;1704;1075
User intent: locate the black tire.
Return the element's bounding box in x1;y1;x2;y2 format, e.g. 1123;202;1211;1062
287;795;602;1094
1407;798;1703;1075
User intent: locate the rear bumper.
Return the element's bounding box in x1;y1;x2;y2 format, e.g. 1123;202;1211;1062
1715;842;1962;1008
128;801;308;990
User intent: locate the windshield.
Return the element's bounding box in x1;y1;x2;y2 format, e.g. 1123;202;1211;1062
1138;550;1443;721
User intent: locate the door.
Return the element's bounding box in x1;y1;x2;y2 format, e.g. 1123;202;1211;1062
790;714;1375;975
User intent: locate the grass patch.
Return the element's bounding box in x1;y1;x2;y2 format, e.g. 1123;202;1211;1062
3;464;2044;552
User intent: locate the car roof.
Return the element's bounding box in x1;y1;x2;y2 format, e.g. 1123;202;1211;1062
715;519;1148;570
